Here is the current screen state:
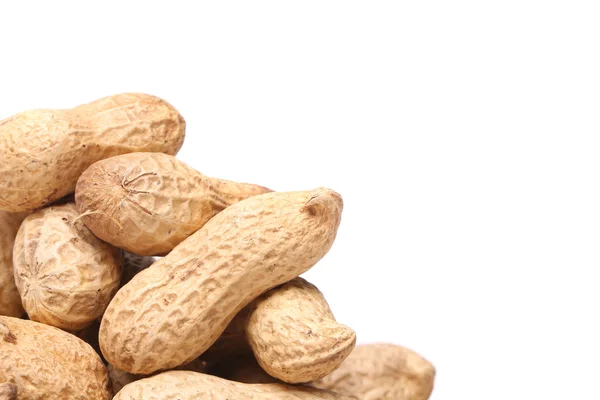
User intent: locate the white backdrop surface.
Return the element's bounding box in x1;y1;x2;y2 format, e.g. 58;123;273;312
1;2;599;399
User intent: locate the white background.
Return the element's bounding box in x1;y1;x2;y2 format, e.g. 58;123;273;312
1;2;599;399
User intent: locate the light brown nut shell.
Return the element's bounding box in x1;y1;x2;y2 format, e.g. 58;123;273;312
246;277;356;383
13;203;123;330
0;212;28;317
0;316;111;399
108;357;208;395
205;278;356;383
312;343;436;400
100;188;343;374
75;152;271;256
113;370;352;400
0;93;185;212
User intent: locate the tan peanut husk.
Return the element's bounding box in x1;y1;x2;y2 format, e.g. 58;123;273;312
246;277;356;383
312;343;436;400
0;212;28;317
206;277;356;383
108;358;208;395
113;371;352;400
100;188;343;374
0;93;185;212
13;203;123;330
75;152;271;256
0;316;111;399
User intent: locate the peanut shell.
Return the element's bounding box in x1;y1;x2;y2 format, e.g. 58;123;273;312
75;152;271;255
313;343;436;400
246;277;356;383
0;93;185;212
100;188;343;374
113;370;352;400
0;212;28;317
0;316;111;399
13;203;122;330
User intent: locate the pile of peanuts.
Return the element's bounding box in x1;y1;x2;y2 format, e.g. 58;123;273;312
0;94;435;400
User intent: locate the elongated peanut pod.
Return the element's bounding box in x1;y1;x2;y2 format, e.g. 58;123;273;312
312;343;436;400
204;278;356;383
13;203;123;330
246;277;356;383
0;211;28;317
100;188;343;374
75;152;272;256
0;316;111;399
108;358;208;395
113;371;352;400
0;93;185;212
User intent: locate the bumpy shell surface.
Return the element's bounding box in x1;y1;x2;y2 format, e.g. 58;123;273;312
0;212;28;317
13;203;123;330
247;277;356;383
108;358;208;394
100;188;343;374
0;316;111;399
0;93;185;212
75;152;271;255
313;343;436;400
114;371;352;400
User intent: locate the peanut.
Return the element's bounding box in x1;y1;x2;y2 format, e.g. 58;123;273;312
312;343;436;400
13;203;123;330
100;188;343;374
205;277;356;383
0;93;185;212
0;316;111;399
113;370;352;400
108;358;208;395
0;212;28;317
246;277;356;383
75;152;271;255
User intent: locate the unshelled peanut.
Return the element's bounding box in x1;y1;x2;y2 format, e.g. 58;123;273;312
313;343;436;400
246;277;355;383
100;188;343;374
75;152;270;255
0;93;185;212
113;371;352;400
205;278;355;383
108;358;208;395
13;203;122;330
0;316;111;399
0;212;28;317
